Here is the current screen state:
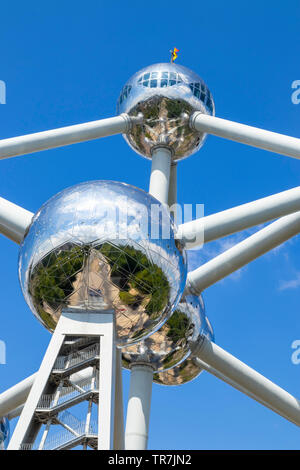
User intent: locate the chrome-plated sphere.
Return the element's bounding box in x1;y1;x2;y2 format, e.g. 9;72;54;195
122;294;214;384
153;296;214;386
117;63;215;161
0;417;9;450
122;294;203;372
19;181;187;345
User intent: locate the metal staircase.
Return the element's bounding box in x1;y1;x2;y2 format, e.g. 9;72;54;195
19;336;100;450
20;416;98;450
51;343;100;378
9;309;119;451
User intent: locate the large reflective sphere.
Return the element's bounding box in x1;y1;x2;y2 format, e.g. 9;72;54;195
0;417;9;450
117;63;215;161
153;296;214;386
19;181;187;345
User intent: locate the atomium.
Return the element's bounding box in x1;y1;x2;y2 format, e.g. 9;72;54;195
117;62;215;161
19;181;187;345
122;294;214;385
0;417;9;450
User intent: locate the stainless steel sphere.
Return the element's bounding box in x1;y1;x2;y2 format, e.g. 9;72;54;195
117;63;215;161
122;294;203;372
0;417;9;450
122;294;214;385
19;181;187;345
153;295;214;386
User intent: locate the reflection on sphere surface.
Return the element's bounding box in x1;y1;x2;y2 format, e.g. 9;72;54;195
19;181;187;345
117;63;214;161
122;294;214;385
153;295;214;386
0;417;9;450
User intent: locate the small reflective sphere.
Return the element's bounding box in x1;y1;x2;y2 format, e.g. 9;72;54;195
122;294;202;372
122;294;214;385
117;63;215;161
153;296;214;386
0;417;9;450
19;181;187;345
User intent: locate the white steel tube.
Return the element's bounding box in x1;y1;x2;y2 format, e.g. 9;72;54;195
0;197;33;244
0;114;138;160
168;162;177;222
113;349;125;450
0;373;36;419
7;405;24;421
149;147;172;204
125;364;153;450
195;357;298;424
168;162;177;207
0;367;94;419
186;211;300;294
178;185;300;249
195;338;300;427
190;112;300;160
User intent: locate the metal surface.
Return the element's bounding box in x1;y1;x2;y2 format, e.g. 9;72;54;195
117;63;214;161
186;210;300;295
125;364;153;450
0;417;9;450
0;114;141;161
0;197;33;244
190;112;300;160
168;163;177;216
113;349;125;450
177;185;300;249
19;181;187;345
195;338;300;427
8;310;116;450
149;147;172;203
195;356;300;427
4;293;212;413
122;295;214;385
0;373;37;419
4;58;300;448
153;297;214;386
0;368;95;420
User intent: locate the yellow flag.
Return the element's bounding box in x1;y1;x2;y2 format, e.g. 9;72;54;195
171;48;179;62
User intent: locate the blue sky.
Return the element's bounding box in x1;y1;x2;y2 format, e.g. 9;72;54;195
0;0;300;449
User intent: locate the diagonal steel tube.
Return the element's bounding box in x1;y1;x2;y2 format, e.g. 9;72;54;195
0;368;94;419
185;211;300;294
0;197;33;244
195;338;300;427
0;114;141;161
178;186;300;249
195;357;297;424
190;112;300;160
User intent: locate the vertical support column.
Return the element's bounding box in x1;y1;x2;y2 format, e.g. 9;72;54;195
168;162;177;222
98;314;116;450
113;348;125;450
125;364;153;450
149;147;172;204
38;420;52;450
85;366;96;434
